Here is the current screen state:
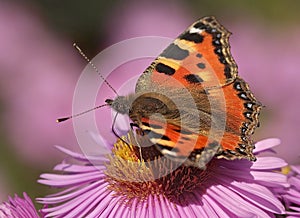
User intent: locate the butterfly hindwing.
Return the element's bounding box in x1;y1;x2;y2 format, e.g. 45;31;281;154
135;76;261;163
217;77;261;160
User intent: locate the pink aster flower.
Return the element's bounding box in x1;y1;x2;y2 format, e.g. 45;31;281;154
0;193;40;218
37;137;288;217
280;165;300;216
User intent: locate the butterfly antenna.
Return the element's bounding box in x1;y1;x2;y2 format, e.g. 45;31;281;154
73;43;118;96
56;104;109;123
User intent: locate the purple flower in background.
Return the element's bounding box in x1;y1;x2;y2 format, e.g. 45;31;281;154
95;0;192;143
0;170;11;202
105;0;191;43
0;193;40;218
37;137;288;217
0;2;80;165
281;165;300;216
230;20;300;164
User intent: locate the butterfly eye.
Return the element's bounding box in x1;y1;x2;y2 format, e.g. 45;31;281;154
105;99;113;104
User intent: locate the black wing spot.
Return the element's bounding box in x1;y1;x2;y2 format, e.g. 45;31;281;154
244;102;254;111
241;127;247;134
193;22;207;30
160;43;189;60
173;128;194;135
208;141;219;148
141;122;164;129
239;143;246;149
243;112;252;119
155;63;175;75
213;39;221;46
145;130;171;141
214;47;222;55
197;63;206;69
141;122;150;127
184;74;203;84
196;53;203;58
224;65;231;78
157;144;179;152
236;147;247;155
227;149;237;155
234;81;242;91
150;124;163;129
179;32;204;43
238;92;249;100
219;56;226;64
215;33;222;39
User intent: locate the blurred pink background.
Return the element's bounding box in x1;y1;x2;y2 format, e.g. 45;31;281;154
0;0;299;201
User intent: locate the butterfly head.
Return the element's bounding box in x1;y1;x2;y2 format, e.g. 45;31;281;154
105;95;134;115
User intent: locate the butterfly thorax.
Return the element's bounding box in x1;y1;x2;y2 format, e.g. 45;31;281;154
106;93;179;124
105;95;134;115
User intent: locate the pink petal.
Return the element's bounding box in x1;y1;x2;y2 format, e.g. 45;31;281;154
229;181;285;214
254;138;281;153
252;157;287;170
291;165;300;175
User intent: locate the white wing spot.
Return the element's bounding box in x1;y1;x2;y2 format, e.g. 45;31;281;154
161;149;178;157
189;27;204;34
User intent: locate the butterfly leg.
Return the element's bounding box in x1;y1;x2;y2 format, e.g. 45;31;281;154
130;122;144;136
111;112;131;146
129;122;145;160
130;122;139;129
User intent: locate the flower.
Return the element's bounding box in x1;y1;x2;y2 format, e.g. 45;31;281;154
0;193;40;218
280;165;300;216
37;136;288;217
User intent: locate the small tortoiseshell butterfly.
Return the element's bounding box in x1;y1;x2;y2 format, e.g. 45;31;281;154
106;16;261;168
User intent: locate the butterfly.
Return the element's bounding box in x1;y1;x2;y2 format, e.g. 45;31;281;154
106;16;262;168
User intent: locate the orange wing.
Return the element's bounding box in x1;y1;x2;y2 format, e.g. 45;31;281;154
131;16;261;167
138;77;261;165
136;16;237;93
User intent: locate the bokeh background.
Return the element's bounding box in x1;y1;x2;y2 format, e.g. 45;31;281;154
0;0;299;204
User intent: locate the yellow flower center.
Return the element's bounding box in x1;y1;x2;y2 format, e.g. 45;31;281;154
105;132;213;204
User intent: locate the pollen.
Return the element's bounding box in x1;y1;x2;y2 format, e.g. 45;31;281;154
110;135;140;162
281;165;291;175
105;132;214;205
105;134;161;202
